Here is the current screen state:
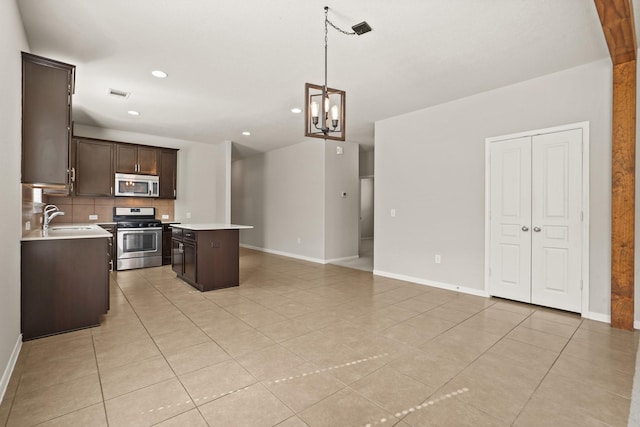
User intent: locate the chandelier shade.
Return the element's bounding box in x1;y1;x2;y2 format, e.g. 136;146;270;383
305;83;346;141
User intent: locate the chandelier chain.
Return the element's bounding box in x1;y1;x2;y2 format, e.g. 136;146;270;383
326;19;357;36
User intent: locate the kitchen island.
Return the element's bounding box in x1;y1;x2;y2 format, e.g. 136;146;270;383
21;224;112;340
171;224;252;291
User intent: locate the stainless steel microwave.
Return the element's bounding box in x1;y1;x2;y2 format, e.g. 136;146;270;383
114;173;159;197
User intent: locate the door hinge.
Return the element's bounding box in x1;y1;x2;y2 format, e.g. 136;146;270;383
580;279;583;290
488;267;491;277
580;211;583;221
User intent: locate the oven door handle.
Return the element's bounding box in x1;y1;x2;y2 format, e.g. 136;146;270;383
118;228;163;232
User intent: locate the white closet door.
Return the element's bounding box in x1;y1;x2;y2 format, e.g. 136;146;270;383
489;137;532;303
530;129;583;312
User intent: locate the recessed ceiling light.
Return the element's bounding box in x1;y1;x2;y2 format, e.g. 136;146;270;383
151;70;168;78
242;131;251;136
291;107;302;114
127;110;140;116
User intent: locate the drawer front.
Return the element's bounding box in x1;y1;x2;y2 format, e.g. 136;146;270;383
183;230;197;242
172;227;183;239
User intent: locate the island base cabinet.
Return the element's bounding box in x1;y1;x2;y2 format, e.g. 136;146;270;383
21;238;109;340
171;228;239;291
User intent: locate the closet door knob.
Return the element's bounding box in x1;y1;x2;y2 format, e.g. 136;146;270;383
521;226;529;232
533;227;542;232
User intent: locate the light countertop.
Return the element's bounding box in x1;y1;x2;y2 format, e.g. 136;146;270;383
21;224;112;241
171;223;253;231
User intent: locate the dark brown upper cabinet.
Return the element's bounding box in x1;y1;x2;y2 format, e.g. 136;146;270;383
159;149;178;199
22;52;75;186
72;138;114;197
115;144;158;175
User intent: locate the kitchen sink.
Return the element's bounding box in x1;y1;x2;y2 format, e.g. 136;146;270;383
49;226;95;231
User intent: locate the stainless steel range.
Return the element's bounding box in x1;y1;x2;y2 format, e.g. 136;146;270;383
114;207;162;270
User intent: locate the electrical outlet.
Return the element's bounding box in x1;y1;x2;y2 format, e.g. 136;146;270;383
25;221;31;231
297;237;302;244
390;209;396;217
435;254;441;264
161;214;169;220
186;212;191;219
89;214;98;220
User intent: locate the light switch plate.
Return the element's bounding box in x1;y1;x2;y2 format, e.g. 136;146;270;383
162;214;169;220
89;214;98;220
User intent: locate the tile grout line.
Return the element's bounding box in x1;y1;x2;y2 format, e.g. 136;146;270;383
509;316;585;426
395;305;540;425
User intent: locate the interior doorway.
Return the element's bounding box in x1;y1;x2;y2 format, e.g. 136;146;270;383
330;148;375;272
353;176;374;270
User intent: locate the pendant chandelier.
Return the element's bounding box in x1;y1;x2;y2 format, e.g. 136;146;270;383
305;6;371;141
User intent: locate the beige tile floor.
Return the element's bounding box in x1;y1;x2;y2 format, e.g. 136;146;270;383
1;248;638;426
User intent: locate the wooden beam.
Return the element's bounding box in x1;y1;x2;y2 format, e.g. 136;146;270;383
594;0;637;64
594;0;637;330
611;59;636;330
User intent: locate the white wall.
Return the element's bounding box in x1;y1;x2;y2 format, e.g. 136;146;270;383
360;178;374;239
175;141;224;223
214;141;232;223
375;59;613;318
359;149;375;177
232;140;326;261
324;141;359;261
0;0;28;399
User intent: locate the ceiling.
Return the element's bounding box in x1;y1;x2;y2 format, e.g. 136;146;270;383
17;0;611;157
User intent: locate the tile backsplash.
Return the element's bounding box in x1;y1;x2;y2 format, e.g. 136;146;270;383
21;184;43;233
43;196;175;224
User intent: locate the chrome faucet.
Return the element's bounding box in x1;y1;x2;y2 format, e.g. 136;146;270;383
43;204;65;233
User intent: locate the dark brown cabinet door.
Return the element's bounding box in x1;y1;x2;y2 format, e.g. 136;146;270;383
183;241;197;284
115;144;137;173
21;238;108;340
22;52;75;186
74;138;114;197
159;149;178;199
137;146;159;175
172;238;183;276
162;225;172;265
115;144;158;175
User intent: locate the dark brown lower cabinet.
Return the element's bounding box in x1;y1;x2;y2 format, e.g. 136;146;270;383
162;224;174;265
21;237;109;340
98;223;116;272
171;227;239;291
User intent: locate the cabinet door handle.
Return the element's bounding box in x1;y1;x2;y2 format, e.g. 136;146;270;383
533;227;542;232
521;226;529;232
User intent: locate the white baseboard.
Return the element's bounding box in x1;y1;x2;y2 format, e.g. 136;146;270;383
373;270;489;298
240;244;328;264
326;255;360;263
582;311;610;324
582;312;640;330
0;334;22;402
